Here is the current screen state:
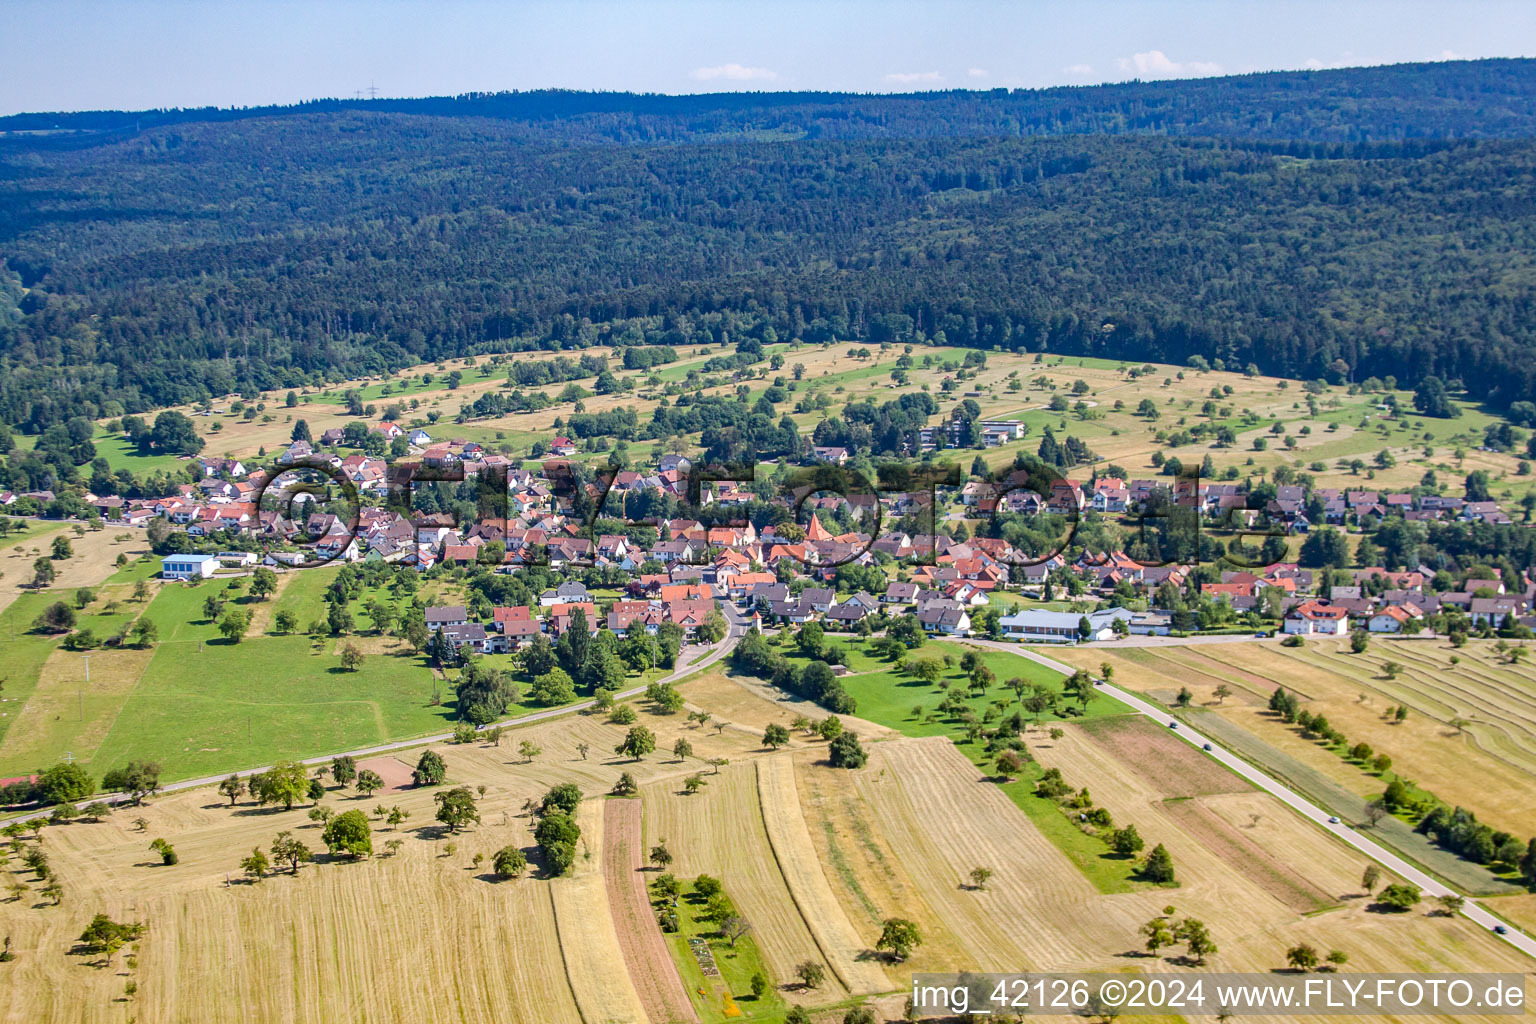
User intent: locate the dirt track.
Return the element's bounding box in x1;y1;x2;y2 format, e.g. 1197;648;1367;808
603;797;699;1024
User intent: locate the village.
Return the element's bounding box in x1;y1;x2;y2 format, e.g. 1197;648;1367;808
3;412;1511;664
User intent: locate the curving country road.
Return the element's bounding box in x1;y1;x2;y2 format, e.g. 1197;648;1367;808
8;600;750;824
941;635;1536;962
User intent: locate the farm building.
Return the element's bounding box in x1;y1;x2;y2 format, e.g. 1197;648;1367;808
998;606;1131;643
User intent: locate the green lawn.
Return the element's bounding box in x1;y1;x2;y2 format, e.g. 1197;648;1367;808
800;640;1125;734
0;592;74;749
85;634;454;780
104;553;164;586
654;874;787;1023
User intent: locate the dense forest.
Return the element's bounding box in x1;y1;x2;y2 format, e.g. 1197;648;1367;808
2;60;1536;432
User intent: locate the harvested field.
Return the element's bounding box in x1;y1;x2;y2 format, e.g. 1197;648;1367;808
1034;725;1309;933
1109;638;1536;838
855;736;1142;972
1158;797;1336;913
2;785;583;1024
603;797;699;1024
641;760;843;999
1191;709;1518;896
551;801;651;1024
0;528;149;620
1075;714;1250;797
685;668;896;742
755;754;889;995
792;752;971;973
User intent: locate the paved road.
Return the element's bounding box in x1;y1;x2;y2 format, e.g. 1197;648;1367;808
942;636;1536;962
9;605;749;825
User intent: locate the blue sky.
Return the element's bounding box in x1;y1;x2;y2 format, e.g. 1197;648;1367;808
3;0;1535;115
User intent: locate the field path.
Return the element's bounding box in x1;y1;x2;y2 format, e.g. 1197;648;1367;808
553;801;652;1024
755;755;891;994
603;797;699;1024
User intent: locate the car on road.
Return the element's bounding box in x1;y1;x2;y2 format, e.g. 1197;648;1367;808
1253;631;1268;637
1202;743;1213;751
1168;721;1178;729
1495;925;1509;935
1328;816;1341;824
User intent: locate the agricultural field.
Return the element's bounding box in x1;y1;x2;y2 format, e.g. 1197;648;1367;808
1058;638;1536;838
3;640;1531;1023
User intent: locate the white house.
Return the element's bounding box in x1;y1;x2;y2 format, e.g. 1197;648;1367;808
161;553;219;580
1283;600;1350;636
407;428;433;446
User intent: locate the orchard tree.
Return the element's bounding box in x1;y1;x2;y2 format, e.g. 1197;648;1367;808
322;809;373;858
493;845;527;879
355;770;384;799
271;831;313;874
434;787;481;833
615;725;657;761
218;774;245;806
876;917;922;961
412;749;447;786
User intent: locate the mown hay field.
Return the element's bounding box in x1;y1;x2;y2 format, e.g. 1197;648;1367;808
1061;639;1536;838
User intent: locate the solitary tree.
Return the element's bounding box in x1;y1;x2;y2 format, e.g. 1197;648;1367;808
969;866;992;891
615;725;657;761
271;831;313;874
1376;883;1422;912
434;787;480;833
1361;864;1381;893
795;960;826;989
354;770;384;799
1141;843;1176;883
330;756;358;788
241;846;269;881
1141;914;1175;956
493;845;527;879
339;643;365;672
412;749;447;786
250;761;309;810
1285;944;1320;972
762;723;791;750
1175;918;1217;964
322;809;373;858
876;918;922;961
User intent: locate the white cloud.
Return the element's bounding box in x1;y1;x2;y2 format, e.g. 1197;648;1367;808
967;68;989;79
1062;63;1094;76
689;63;778;82
884;70;943;84
1115;50;1223;80
1302;52;1390;71
1440;49;1467;61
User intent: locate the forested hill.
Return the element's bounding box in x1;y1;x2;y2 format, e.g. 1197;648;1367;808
5;59;1536;144
2;60;1536;431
